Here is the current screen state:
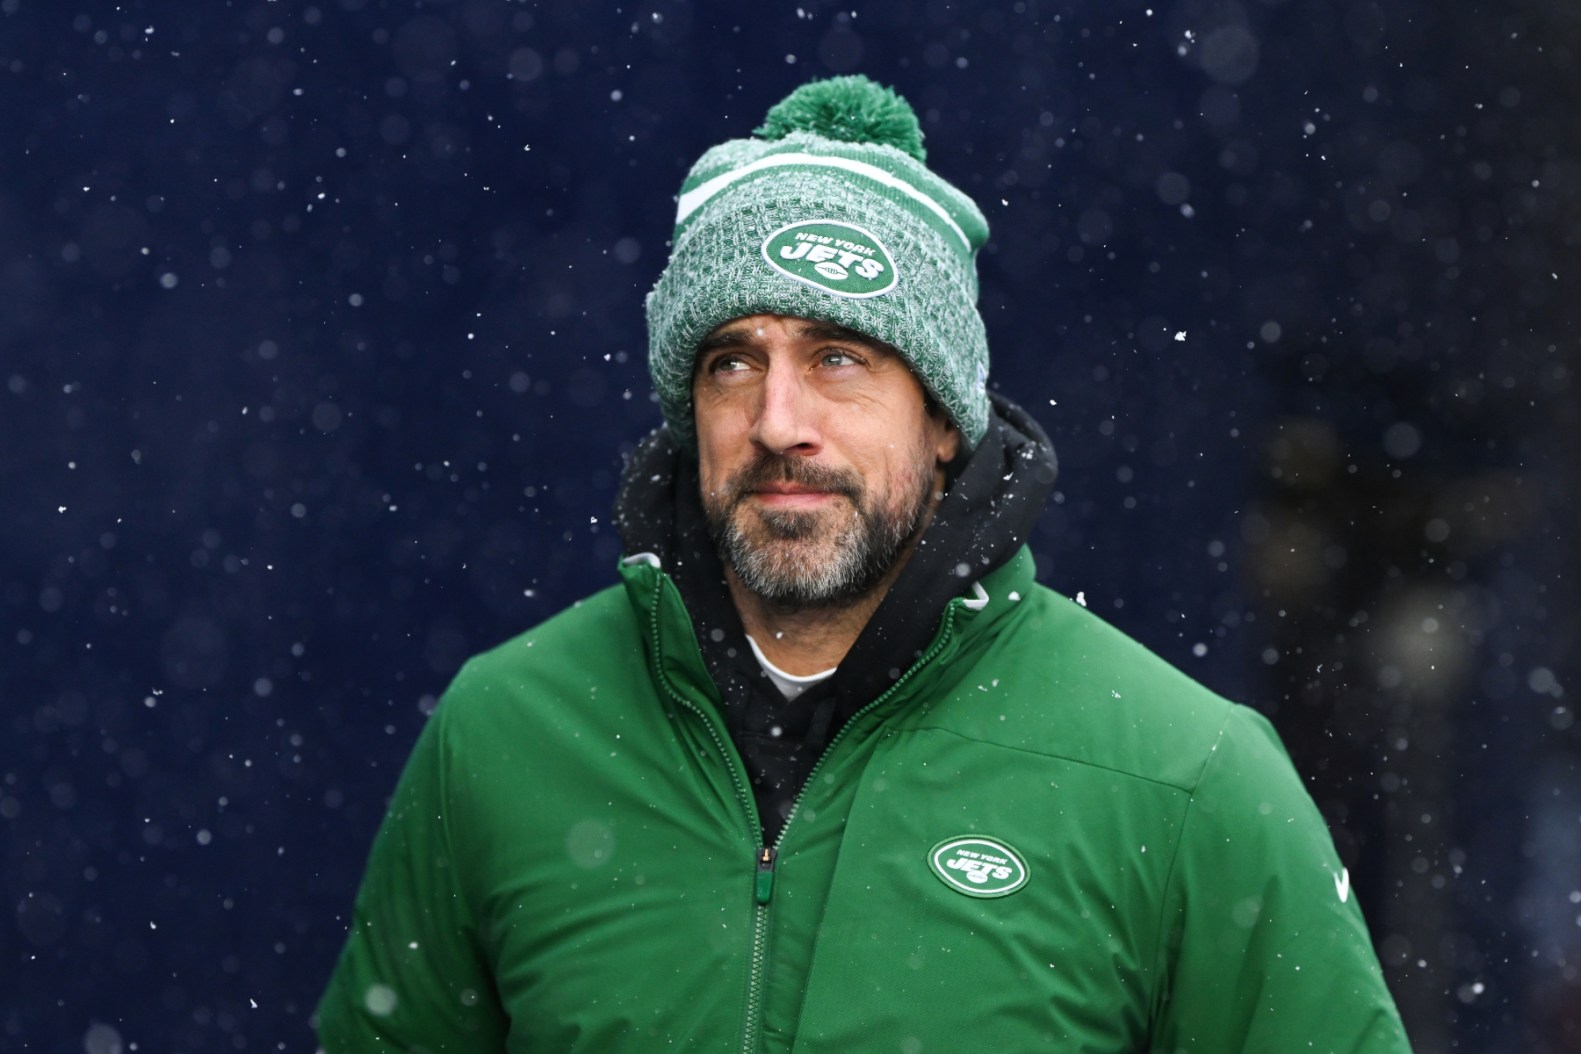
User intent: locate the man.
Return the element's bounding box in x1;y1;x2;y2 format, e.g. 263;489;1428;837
316;76;1410;1052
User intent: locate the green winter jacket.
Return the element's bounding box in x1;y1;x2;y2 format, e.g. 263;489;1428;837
316;546;1410;1052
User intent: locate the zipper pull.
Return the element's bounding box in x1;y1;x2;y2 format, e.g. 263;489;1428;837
755;847;778;905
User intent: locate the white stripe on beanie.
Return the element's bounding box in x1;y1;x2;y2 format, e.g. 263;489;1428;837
675;151;973;254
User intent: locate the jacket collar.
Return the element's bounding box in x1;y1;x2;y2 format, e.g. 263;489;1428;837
618;544;1039;713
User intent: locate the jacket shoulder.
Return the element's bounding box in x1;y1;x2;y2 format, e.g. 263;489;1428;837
437;583;646;722
924;583;1260;793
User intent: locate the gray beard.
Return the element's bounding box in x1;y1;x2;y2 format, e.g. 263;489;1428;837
704;454;934;613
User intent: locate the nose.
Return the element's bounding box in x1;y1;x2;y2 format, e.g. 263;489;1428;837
750;363;822;456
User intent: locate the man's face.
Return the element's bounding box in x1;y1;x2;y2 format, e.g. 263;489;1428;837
692;313;960;610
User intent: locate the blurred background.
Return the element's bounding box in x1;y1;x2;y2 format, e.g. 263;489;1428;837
2;0;1576;1049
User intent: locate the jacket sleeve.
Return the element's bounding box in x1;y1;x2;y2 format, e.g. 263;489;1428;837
1150;706;1411;1054
315;696;508;1052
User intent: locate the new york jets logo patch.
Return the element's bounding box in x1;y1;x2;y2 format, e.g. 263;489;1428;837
928;836;1030;899
761;220;898;298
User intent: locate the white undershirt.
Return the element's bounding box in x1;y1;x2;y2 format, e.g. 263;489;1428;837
745;635;838;701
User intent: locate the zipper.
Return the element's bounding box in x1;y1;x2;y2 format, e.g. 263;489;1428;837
645;565;970;1054
644;577;757;824
755;847;778;904
642;575;768;1054
737;601;968;1051
742;857;775;1054
770;600;966;858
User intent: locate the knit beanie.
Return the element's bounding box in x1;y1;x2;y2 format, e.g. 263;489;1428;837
645;75;993;451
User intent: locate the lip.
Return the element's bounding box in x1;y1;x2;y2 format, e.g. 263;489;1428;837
749;487;836;508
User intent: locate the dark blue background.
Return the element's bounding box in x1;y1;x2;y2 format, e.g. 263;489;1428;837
3;0;1577;1049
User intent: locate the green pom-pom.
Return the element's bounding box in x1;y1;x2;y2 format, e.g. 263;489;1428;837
755;75;926;161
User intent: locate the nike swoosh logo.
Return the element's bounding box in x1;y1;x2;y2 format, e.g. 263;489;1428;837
1334;867;1351;904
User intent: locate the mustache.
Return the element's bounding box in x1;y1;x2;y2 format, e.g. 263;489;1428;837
724;453;863;505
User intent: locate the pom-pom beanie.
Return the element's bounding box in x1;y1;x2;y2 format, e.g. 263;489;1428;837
645;75;992;450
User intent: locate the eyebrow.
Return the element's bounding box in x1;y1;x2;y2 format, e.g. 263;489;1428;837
795;321;898;355
694;321;898;360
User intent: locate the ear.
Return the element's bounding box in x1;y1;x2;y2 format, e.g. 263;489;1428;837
935;422;961;466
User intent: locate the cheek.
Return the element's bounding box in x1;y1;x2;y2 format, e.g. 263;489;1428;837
860;438;935;508
696;452;727;500
694;429;745;500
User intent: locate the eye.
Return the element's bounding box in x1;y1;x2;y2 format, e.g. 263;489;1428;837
707;353;753;374
817;349;863;369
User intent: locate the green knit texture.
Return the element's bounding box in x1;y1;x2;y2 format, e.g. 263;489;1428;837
649;75;992;451
755;75;927;162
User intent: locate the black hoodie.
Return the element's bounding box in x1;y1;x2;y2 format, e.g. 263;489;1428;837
613;392;1058;844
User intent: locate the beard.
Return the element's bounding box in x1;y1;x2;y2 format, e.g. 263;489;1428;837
702;449;937;612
